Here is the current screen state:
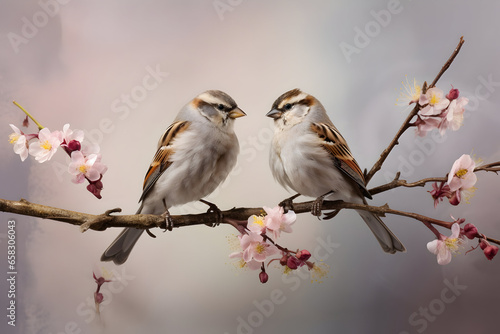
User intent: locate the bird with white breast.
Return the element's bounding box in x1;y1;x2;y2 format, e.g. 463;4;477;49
266;88;405;254
101;90;246;264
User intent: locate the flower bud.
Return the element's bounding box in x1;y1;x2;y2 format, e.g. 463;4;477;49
448;190;461;206
287;256;300;270
462;223;478;240
446;87;460;101
259;271;269;283
67;139;81;152
94;292;104;304
296;249;311;262
279;254;288;266
479;239;488;250
484;245;499;260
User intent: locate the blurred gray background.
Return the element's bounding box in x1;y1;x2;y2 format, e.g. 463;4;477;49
1;0;499;333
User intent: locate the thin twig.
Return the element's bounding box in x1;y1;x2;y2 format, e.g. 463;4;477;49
369;160;500;195
429;36;465;89
364;36;465;184
369;172;447;196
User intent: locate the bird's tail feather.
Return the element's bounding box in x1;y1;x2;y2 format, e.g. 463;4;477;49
356;209;406;254
100;228;145;265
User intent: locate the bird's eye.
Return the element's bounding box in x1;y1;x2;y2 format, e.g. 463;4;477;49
284;103;292;110
217;104;225;111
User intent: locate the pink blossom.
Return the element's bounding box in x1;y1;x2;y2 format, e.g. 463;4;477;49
68;151;108;184
81;141;101;156
414;115;441;137
263;206;296;238
447;154;477;192
240;232;279;263
28;128;62;163
439;97;468;135
397;76;422;106
229;249;262;270
8;124;29;161
61;124;84;154
247;215;266;234
418;87;450;115
62;123;84;144
427;223;462;265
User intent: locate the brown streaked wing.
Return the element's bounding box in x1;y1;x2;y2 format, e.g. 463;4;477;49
139;121;190;202
310;122;372;199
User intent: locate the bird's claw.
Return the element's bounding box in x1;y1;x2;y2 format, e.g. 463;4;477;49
160;209;174;231
279;193;300;213
323;209;340;220
311;191;334;219
200;199;223;227
311;196;324;218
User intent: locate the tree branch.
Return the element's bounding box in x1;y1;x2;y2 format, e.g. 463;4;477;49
364;36;465;184
368;161;500;196
0;197;479;240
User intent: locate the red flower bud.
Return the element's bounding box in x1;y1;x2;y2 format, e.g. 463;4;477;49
94;292;104;304
279;254;288;266
446;87;460;100
259;271;269;283
296;249;311;262
67;140;81;152
479;239;488;250
463;223;478;240
484;245;499;260
87;178;104;199
448;190;461;206
287;256;300;270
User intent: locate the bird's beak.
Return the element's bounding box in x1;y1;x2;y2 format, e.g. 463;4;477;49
266;109;282;119
228;108;246;119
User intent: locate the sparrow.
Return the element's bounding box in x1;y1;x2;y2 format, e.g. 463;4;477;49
266;89;405;254
101;90;246;264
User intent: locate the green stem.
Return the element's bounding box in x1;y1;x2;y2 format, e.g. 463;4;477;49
12;101;44;130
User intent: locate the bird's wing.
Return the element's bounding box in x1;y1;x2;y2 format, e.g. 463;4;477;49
310;122;372;199
139;121;190;202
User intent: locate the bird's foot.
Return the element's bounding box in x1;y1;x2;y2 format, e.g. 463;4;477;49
279;193;300;213
160;209;174;231
200;199;223;227
311;191;334;218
